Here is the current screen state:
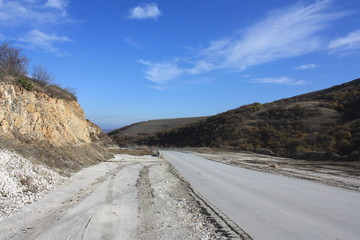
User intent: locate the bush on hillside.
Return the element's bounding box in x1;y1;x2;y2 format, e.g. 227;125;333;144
0;42;77;101
0;42;28;76
32;65;54;86
16;77;34;91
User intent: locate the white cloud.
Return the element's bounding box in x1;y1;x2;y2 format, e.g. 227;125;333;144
328;29;360;53
0;1;73;56
294;64;318;70
251;77;305;85
19;29;71;55
45;0;67;11
139;60;185;83
129;3;161;20
125;38;142;50
141;0;348;85
0;0;70;26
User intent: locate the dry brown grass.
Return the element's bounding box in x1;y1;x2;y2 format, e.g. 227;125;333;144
0;135;114;176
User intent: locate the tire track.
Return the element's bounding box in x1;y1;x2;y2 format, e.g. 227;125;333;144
100;170;116;240
136;164;161;240
12;162;138;240
65;211;96;240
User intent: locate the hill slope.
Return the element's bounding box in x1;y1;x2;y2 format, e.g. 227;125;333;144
108;117;208;145
137;78;360;160
0;75;113;174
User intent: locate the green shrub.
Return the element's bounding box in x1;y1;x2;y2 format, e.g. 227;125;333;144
46;84;77;101
0;70;5;80
16;77;34;91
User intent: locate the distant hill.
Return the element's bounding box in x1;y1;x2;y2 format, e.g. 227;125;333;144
134;78;360;161
108;117;209;146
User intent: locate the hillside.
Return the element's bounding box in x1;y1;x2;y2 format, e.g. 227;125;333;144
0;74;113;174
134;78;360;160
108;116;208;146
0;72;115;216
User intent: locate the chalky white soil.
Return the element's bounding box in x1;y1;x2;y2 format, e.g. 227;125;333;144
0;150;66;219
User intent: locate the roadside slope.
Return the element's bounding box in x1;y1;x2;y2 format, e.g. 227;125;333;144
0;74;113;219
0;76;113;173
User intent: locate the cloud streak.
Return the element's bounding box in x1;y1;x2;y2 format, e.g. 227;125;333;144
125;38;142;50
251;77;305;85
19;29;71;55
45;0;68;12
294;64;318;70
0;0;71;26
141;0;349;85
0;0;73;56
328;29;360;53
139;60;185;83
128;3;161;20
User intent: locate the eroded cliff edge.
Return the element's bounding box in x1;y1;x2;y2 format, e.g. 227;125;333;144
0;77;113;175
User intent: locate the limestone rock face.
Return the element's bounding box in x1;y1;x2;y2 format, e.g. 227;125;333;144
0;83;96;146
86;119;103;141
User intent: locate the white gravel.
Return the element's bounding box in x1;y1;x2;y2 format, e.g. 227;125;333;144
0;149;66;219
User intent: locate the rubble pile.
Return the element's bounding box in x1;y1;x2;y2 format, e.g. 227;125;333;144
0;150;66;219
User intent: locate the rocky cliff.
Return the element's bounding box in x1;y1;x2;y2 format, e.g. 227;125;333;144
0;82;100;146
0;78;112;174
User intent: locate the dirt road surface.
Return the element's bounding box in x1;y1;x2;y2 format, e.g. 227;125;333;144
0;154;238;240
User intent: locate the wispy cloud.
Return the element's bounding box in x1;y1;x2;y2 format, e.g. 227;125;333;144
140;0;348;85
328;29;360;53
0;0;71;26
251;77;306;85
0;0;73;56
125;38;142;50
139;60;185;83
45;0;68;12
294;64;318;70
19;29;71;56
128;3;161;20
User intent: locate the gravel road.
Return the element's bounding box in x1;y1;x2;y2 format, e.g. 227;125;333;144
162;151;360;240
0;154;231;240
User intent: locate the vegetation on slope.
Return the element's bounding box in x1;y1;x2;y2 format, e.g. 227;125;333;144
108;117;209;146
0;42;113;173
0;42;77;101
136;78;360;160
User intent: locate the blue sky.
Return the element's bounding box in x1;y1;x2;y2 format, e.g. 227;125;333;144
1;0;360;130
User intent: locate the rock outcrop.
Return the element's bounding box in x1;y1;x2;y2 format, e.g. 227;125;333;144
0;79;113;175
0;68;113;219
0;82;98;146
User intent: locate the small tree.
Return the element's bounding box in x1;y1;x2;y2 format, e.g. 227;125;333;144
32;65;54;85
0;42;29;76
